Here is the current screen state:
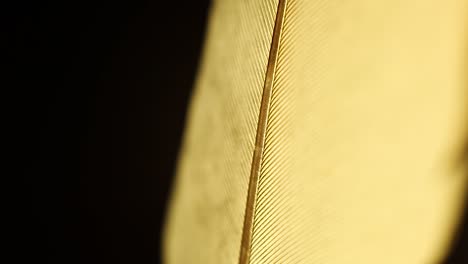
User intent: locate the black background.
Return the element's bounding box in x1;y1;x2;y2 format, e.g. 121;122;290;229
9;0;210;263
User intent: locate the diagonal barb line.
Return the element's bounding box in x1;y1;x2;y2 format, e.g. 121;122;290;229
238;0;287;263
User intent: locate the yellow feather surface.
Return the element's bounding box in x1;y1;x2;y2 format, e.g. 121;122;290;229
164;0;279;263
165;0;468;263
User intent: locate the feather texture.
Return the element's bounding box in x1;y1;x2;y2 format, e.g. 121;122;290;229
165;0;468;263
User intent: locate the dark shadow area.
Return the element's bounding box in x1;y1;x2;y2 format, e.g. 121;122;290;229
442;191;468;263
9;0;209;263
